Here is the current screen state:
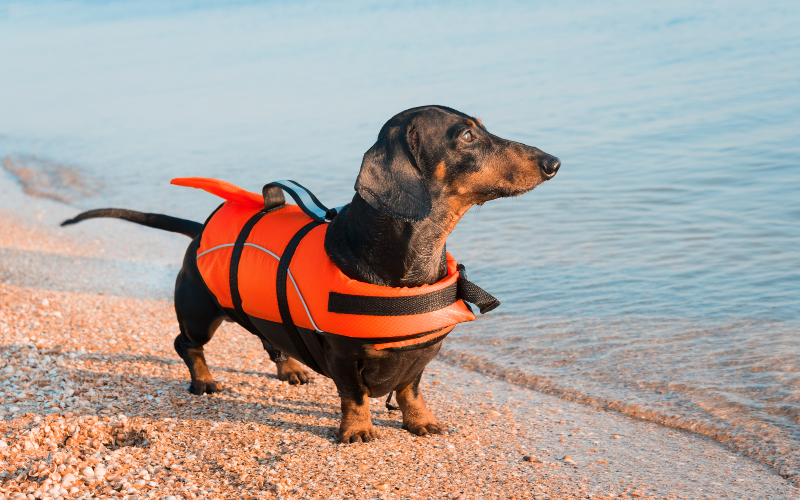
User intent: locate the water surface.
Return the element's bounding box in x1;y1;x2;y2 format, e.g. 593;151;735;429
1;0;799;480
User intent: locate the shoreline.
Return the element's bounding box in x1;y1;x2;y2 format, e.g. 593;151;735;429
1;172;798;499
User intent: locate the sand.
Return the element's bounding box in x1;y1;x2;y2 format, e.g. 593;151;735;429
1;169;798;499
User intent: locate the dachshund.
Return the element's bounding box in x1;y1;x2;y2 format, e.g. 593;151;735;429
61;105;560;442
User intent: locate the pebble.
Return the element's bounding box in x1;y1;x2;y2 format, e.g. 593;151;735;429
0;220;787;500
613;435;622;439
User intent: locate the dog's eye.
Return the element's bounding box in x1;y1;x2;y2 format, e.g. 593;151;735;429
461;130;474;143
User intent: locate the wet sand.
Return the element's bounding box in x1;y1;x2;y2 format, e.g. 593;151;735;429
1;171;798;499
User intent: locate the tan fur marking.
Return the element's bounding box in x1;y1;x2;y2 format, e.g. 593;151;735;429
339;396;377;443
396;383;442;436
433;161;447;181
275;357;310;385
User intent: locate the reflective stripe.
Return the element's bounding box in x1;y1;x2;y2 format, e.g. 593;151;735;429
196;242;321;332
270;180;329;221
244;242;280;260
197;243;234;259
245;243;322;332
287;266;322;332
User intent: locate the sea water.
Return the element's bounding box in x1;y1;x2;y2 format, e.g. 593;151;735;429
1;0;799;480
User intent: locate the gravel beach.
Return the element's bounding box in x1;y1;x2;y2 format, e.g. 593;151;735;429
1;171;798;499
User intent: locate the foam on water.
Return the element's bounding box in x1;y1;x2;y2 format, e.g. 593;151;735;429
1;0;799;481
441;315;800;479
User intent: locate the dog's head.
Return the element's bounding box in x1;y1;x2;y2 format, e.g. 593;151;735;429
355;105;560;222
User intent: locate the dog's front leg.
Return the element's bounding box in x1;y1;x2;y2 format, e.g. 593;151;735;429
339;394;376;443
328;358;376;443
396;373;442;436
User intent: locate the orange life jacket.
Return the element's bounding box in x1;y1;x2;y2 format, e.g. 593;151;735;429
171;177;499;375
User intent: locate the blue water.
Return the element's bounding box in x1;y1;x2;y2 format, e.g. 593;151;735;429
1;0;799;480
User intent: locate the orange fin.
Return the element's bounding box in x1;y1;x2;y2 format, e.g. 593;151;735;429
171;177;264;208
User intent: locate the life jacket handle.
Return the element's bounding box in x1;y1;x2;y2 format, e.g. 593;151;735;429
171;177;346;221
264;180;345;222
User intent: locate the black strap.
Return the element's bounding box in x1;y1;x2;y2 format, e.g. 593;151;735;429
386;392;400;411
327;263;499;317
457;264;500;314
318;325;449;344
202;202;225;228
276;221;326;375
264;180;341;222
329;283;458;316
230;210;270;335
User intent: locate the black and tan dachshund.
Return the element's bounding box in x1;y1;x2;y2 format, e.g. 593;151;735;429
62;105;560;442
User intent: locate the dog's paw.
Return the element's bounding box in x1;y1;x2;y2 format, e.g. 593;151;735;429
403;418;443;437
339;424;378;444
276;358;311;385
188;380;223;395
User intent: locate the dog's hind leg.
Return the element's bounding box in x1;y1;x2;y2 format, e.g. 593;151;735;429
257;339;310;385
174;304;225;395
173;246;227;395
174;319;224;395
276;357;311;385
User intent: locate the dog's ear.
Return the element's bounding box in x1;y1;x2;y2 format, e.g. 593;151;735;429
355;123;432;222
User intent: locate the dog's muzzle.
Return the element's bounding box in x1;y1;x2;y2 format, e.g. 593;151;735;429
540;155;561;180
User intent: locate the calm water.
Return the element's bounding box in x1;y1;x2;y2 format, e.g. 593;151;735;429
2;0;799;480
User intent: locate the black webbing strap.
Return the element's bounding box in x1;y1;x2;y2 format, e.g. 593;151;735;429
264;180;342;222
386;392;400;411
276;221;326;375
229;210;270;335
328;263;500;317
329;284;458;316
457;264;500;314
202;202;225;228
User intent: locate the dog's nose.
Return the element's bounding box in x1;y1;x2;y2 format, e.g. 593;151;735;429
540;156;561;179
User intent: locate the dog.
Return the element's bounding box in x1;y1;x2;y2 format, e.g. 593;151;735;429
61;105;560;442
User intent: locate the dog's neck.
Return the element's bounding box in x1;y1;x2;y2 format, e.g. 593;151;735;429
324;194;461;288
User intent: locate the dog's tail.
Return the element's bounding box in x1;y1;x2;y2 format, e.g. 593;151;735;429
61;209;203;239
